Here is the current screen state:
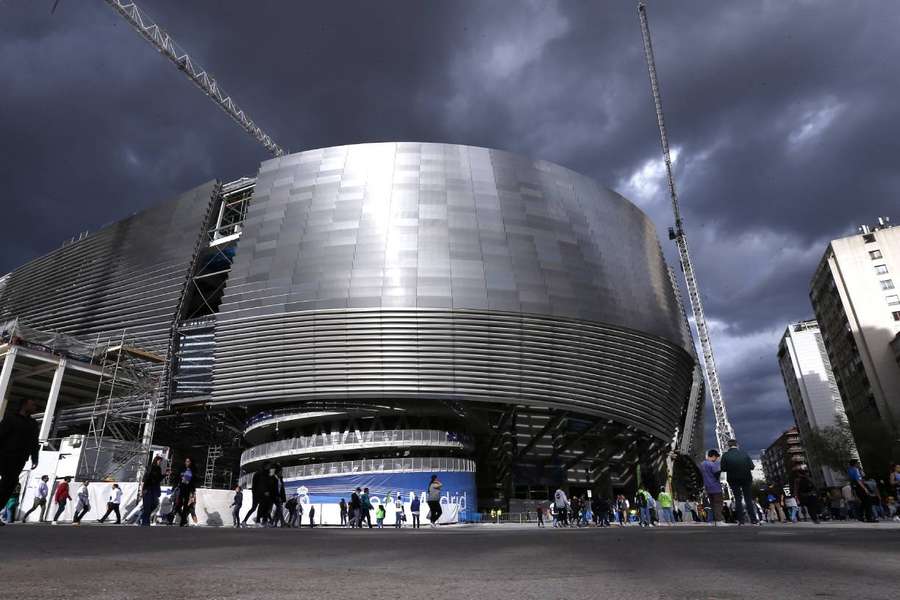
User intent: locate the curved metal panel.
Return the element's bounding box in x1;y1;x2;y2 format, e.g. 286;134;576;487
241;428;470;468
0;181;219;358
214;143;695;444
215;309;693;441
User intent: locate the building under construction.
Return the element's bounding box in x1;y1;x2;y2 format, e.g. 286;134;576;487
0;142;706;507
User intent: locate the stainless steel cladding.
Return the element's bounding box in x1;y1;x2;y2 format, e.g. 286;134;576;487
0;181;218;357
213;143;695;443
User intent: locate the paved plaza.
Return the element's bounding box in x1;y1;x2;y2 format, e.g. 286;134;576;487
1;522;897;599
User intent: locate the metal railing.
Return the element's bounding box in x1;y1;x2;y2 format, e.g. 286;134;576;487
240;429;471;466
239;456;476;487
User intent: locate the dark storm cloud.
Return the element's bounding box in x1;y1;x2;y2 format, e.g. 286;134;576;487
2;0;897;453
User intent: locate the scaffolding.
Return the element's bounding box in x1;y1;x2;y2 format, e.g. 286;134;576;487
79;330;163;481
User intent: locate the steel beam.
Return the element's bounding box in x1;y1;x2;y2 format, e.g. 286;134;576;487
0;346;19;416
38;358;66;443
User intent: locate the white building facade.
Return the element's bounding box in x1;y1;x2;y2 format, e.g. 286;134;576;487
777;320;854;487
809;219;900;471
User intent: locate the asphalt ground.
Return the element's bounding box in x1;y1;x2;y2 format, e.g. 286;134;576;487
0;522;897;600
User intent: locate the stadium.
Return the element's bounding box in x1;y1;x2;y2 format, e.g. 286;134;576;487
0;142;704;512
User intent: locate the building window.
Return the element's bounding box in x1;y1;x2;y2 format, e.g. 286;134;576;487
893;311;900;321
863;233;876;243
881;279;896;291
870;249;883;259
875;264;889;275
887;295;900;306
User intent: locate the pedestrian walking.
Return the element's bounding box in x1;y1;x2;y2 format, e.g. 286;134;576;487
230;485;243;528
339;498;348;527
700;449;724;524
98;483;123;524
783;494;798;522
615;495;629;526
719;439;760;526
22;475;50;523
595;497;611;527
847;459;876;523
582;496;593;526
636;487;653;527
270;464;287;528
657;487;675;525
376;503;386;528
553;488;569;527
308;504;316;528
537;504;545;528
286;493;300;527
890;464;900;503
256;465;276;528
52;476;72;523
766;490;785;522
427;475;443;528
361;487;374;528
410;494;421;528
73;481;91;525
863;476;882;521
793;466;820;524
349;487;362;528
242;462;268;526
0;398;40;527
140;455;163;526
1;484;20;523
394;493;404;528
175;457;196;527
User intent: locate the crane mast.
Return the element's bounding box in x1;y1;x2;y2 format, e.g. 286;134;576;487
637;3;735;453
103;0;286;157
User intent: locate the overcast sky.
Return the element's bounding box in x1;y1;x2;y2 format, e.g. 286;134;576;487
2;1;897;454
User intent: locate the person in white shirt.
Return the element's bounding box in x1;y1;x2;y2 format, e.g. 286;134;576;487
98;483;123;524
23;475;50;523
554;488;570;527
393;493;405;528
72;481;91;525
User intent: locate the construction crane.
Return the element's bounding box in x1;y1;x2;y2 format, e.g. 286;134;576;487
637;3;736;454
102;0;286;157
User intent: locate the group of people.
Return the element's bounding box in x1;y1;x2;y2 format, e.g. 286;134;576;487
136;455;197;527
699;442;900;525
233;466;446;530
538;485;678;528
532;438;900;528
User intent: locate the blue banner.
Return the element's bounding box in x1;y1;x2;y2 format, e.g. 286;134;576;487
284;471;476;512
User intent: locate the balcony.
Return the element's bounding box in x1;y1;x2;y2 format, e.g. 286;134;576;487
239;456;476;487
240;429;472;468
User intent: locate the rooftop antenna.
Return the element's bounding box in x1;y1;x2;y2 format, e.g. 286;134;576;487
637;3;736;454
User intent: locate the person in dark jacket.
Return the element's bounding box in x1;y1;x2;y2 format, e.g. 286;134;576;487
595;497;611;527
269;464;287;527
242;462;269;526
410;494;421;529
719;439;759;525
349;487;362;528
256;465;276;527
140;455;164;526
0;398;40;526
286;493;300;527
361;487;374;528
230;485;243;528
793;465;820;524
175;457;197;527
339;498;348;527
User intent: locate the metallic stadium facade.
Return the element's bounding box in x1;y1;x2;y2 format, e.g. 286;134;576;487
0;143;704;507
